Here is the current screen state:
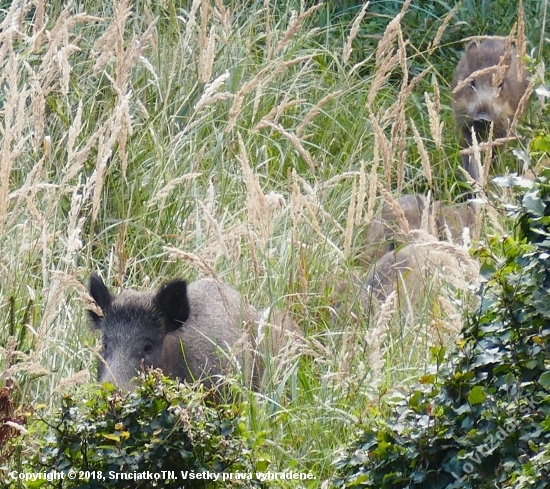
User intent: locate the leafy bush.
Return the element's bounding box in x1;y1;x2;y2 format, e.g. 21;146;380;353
0;380;27;470
16;371;261;488
331;170;550;488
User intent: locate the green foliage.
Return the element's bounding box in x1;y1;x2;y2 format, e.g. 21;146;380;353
332;171;550;488
0;381;27;471
19;371;260;488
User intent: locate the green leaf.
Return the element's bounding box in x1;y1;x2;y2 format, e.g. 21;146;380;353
538;371;550;388
103;433;121;442
467;386;485;405
523;191;546;217
531;134;550;154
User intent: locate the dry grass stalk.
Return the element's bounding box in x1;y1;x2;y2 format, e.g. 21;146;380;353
367;50;399;107
197;221;249;267
260;120;316;172
197;200;231;259
91;0;155;177
0;51;27;233
420;192;436;236
296;90;343;137
194;71;233;111
417;240;480;291
200;25;216;83
364;291;394;390
427;3;460;54
247;228;261;284
367;0;411;107
343;1;370;64
237;133;275;249
424;79;443;151
213;0;232;43
482;202;505;238
392;30;409;193
354;160;367;226
199;0;211;57
252;80;267;122
28;71;46;151
264;0;272;60
252;96;305;132
2;360;51;379
323;172;361;188
470;129;484;188
90;91;132;223
200;177;216;219
61;182;86;265
368;110;392;188
34;272;81;357
410;118;433;187
62;100;84;182
28;7;98;102
52;370;90;393
452;65;502;94
295;173;345;235
91;0;132;74
364;166;379;231
517;0;526;81
63;127;103;186
379;186;411;238
274;3;322;57
6;154;47;231
290;170;303;239
147;173;202;208
512;77;536;132
182;0;201;52
343;178;357;259
32;0;46;50
290;171;342;258
389;67;430;192
493;34;514;92
226;55;313;133
483;125;494;186
163;247;218;277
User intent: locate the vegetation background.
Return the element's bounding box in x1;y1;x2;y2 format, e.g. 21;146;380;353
0;0;548;486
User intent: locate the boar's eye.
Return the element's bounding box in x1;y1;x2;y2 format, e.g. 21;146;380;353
143;343;153;354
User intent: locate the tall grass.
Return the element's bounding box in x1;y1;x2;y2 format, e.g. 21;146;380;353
0;0;536;484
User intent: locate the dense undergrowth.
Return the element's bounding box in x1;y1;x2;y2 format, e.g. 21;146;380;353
333;170;550;488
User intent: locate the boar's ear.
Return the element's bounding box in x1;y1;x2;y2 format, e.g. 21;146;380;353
466;40;478;55
155;279;190;332
89;274;112;326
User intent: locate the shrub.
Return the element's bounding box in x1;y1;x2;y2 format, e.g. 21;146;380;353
17;371;261;488
0;380;27;470
331;170;550;488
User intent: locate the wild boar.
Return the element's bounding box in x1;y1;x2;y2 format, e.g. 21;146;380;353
362;240;479;306
452;37;530;181
361;194;476;266
88;274;257;391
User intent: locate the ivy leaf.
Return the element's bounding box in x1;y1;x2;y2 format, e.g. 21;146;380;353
523;190;545;217
103;433;121;442
531;134;550;154
538;371;550;389
467;386;485;405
